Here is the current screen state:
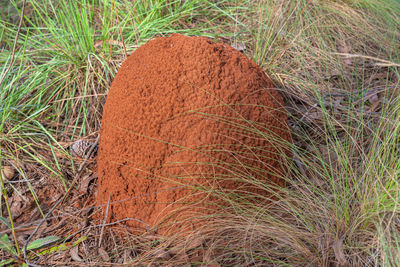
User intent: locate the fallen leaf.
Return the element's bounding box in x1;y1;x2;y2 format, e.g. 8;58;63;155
79;174;95;194
332;239;350;267
10;196;23;219
365;89;382;111
70;245;83;262
153;248;171;261
17;234;28;245
304;108;322;122
70;139;93;158
98;247;110;262
1;165;15;181
364;89;380;104
368;93;379;103
337;40;352;65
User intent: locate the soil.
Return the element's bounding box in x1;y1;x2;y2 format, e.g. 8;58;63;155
96;34;291;235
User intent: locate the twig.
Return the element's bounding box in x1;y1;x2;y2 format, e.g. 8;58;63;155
23;135;100;265
98;194;111;247
331;52;400;67
0;0;27;87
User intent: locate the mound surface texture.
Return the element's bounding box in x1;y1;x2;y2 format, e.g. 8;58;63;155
97;34;291;234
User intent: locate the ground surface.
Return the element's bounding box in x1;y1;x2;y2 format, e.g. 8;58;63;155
0;0;399;266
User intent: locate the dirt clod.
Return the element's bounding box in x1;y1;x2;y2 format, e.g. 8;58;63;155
97;34;291;235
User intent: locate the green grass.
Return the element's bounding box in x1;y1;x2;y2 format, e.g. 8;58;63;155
0;0;399;265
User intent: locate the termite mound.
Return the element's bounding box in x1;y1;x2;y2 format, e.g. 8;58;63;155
97;34;291;235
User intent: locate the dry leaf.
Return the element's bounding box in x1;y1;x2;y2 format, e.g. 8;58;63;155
10;196;23;218
337;40;352;65
365;89;380;104
153;248;171;261
343;57;352;66
17;234;28;245
332;239;350;267
1;165;15;181
307;109;321;121
326;69;340;80
365;89;382;111
98;247;110;262
370;99;382;112
70;139;93;158
79;174;95;193
368;93;379;103
70;245;83;262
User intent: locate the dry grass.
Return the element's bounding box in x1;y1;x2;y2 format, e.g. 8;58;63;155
0;0;399;266
124;0;399;266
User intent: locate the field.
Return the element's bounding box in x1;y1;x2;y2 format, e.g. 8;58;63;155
0;0;399;265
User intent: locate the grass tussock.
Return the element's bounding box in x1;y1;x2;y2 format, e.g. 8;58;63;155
0;0;399;265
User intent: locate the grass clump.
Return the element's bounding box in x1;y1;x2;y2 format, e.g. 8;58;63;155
0;0;399;265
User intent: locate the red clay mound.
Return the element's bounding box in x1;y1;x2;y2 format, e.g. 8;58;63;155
97;34;291;235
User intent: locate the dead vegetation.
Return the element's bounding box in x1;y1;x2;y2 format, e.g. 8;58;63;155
0;0;399;266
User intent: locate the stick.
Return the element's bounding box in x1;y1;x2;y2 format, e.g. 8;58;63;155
98;194;111;247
